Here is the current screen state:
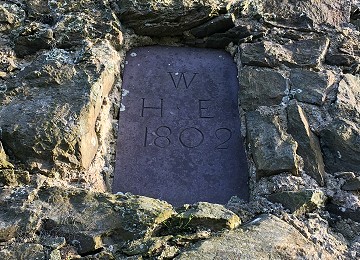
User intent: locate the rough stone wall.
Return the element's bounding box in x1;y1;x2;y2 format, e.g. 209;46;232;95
0;0;360;259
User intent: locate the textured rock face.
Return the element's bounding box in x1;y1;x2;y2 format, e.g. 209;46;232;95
246;109;298;178
240;37;330;68
0;41;120;178
0;0;359;259
287;101;325;185
113;0;227;36
176;214;332;259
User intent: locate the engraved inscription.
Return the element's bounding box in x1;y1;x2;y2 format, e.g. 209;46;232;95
215;128;232;150
114;46;249;206
141;98;163;117
199;99;214;118
143;126;232;149
179;127;204;148
168;72;198;89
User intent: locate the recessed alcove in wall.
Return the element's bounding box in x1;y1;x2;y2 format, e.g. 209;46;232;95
112;46;249;206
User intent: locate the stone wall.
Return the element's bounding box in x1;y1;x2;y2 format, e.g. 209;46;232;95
0;0;360;259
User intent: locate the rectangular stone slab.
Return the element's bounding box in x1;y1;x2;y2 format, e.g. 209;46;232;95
113;46;249;206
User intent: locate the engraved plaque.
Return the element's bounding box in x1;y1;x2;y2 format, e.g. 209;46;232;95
113;46;249;206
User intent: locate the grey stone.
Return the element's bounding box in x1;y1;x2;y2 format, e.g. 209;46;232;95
320;118;360;173
240;37;329;68
326;203;360;223
239;67;287;111
36;187;175;244
0;40;120;176
175;214;332;259
170;202;241;231
246;109;298;178
114;0;226;36
53;11;123;50
189;14;234;38
187;24;257;49
239;0;351;29
290;69;336;105
123;236;173;257
0;2;25;32
326;53;359;67
113;46;249;206
268;190;326;215
70;232;103;255
14;22;54;57
287;101;325;185
342;177;360;191
204;25;255;48
1;243;46;260
331;74;360;122
42;237;66;250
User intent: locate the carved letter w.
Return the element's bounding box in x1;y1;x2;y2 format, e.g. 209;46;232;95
168;72;198;89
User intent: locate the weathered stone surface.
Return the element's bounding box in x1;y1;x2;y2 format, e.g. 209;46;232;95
0;2;25;32
53;12;123;50
331;74;360;121
170;202;241;231
0;169;17;186
176;214;332;259
0;0;358;258
351;3;360;30
114;0;226;36
268;190;326;215
326;203;360;223
187;24;258;49
0;40;120;177
36;187;175;246
0;182;175;255
290;69;336;105
123;236;173;257
246;109;298;178
114;46;249;206
0;243;45;260
237;0;351;29
239;67;287;111
320;118;360;173
189;14;234;38
342;177;360;191
14;22;54;57
0;142;13;169
287;101;325;185
240;37;329;68
42;236;66;250
0;221;18;242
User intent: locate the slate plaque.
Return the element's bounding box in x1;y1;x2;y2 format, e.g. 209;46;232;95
113;46;249;206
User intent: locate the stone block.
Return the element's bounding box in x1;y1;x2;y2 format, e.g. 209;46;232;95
246;109;298;178
287;101;325;185
239;67;287;111
289;69;336;105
